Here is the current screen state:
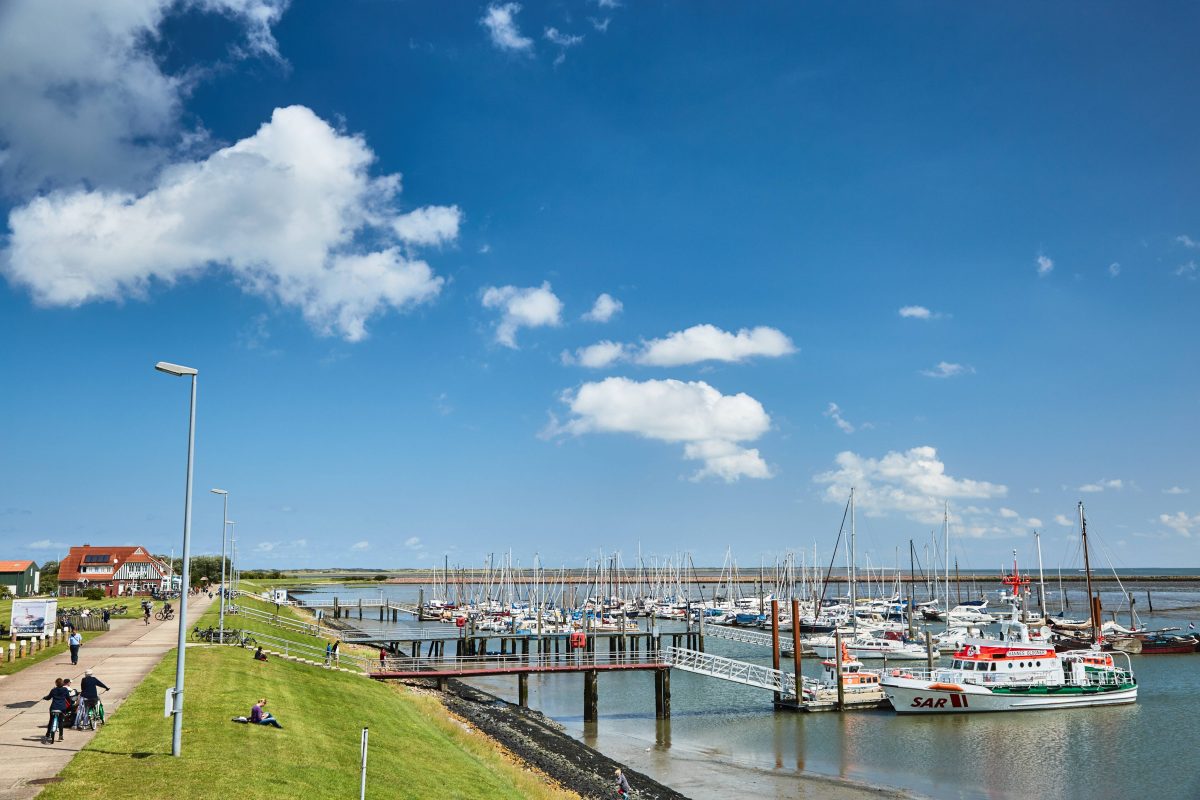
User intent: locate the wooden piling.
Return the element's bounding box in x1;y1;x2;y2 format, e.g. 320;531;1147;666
1146;590;1154;612
791;598;803;703
834;628;845;711
770;599;781;705
583;670;598;722
518;673;529;707
357;598;362;620
418;588;425;621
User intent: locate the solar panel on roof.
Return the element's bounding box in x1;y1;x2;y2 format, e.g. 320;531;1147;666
83;554;111;563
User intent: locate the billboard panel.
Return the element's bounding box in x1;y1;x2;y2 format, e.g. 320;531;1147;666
10;598;57;637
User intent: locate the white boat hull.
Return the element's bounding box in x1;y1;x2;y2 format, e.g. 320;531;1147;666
882;676;1138;713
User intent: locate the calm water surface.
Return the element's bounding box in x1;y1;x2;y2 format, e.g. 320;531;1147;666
299;584;1200;800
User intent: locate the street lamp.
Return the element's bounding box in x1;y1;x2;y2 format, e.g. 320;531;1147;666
228;521;237;596
155;360;197;759
210;489;229;644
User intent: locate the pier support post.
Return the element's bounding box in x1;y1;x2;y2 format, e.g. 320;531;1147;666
437;677;447;692
583;670;598;722
770;599;781;705
358;598;362;620
334;597;339;619
926;634;935;673
418;588;425;621
791;598;803;704
835;627;845;711
654;668;673;719
518;673;529;707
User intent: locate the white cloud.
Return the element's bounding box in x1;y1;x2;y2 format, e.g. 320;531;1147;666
1164;486;1190;495
392;205;462;246
1177;234;1199;249
998;507;1019;519
898;305;935;320
351;541;369;551
0;0;287;194
1160;512;1198;538
1108;262;1121;278
1054;514;1074;527
589;17;611;32
1026;517;1043;528
4;106;450;342
583;292;622;322
824;402;855;434
1036;253;1054;276
544;27;583;47
551;377;773;482
481;3;533;52
595;0;620;7
1175;261;1197;279
920;362;974;379
1078;479;1122;493
404;536;423;549
481;281;563;347
637;324;795;367
814;445;1007;524
28;539;67;550
564;341;626;369
567;323;794;369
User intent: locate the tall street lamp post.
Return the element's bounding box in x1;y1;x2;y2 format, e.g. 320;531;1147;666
210;489;229;644
155;360;197;759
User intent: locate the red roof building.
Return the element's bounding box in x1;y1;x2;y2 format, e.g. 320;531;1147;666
57;546;173;597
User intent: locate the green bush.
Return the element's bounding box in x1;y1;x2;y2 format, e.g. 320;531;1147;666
0;585;11;599
82;588;105;601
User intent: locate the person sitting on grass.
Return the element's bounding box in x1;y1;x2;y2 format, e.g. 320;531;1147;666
250;698;282;728
253;646;268;661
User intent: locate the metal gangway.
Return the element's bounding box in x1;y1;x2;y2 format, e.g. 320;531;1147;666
663;646;798;697
702;624;775;648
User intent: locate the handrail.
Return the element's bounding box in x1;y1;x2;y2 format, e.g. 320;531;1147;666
377;650;667;674
245;630;371;672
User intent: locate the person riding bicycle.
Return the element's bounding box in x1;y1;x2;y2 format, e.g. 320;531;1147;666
143;600;152;625
43;678;71;743
78;669;110;729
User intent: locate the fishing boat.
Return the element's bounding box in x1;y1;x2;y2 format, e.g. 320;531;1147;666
1135;632;1199;654
881;612;1137;713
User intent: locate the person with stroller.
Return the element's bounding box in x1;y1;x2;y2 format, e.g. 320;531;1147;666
43;678;71;743
77;669;109;729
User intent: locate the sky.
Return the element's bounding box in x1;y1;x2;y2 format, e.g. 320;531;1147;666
0;1;1198;573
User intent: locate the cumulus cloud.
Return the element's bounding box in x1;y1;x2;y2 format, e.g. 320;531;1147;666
1177;234;1199;249
351;541;369;551
481;281;563;347
1078;479;1122;493
1108;262;1121;278
1054;514;1074;527
4;106;450;342
824;402;855;434
550;377;773;482
1036;253;1054;277
583;292;622;322
0;0;287;194
1160;512;1198;537
589;17;611;32
28;539;67;550
899;305;936;320
404;536;424;550
392;205;461;246
565;324;795;369
481;3;533;52
564;341;625;369
1175;261;1197;279
639;324;795;367
920;362;973;379
1164;486;1190;495
814;445;1007;524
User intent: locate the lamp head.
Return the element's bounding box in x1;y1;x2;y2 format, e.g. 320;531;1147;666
155;361;198;377
211;489;228;495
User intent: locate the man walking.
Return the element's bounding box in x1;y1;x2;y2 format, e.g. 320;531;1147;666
68;630;83;665
77;669;109;729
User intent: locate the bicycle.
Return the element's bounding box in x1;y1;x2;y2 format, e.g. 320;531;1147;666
77;695;106;730
155;608;175;622
42;710;63;745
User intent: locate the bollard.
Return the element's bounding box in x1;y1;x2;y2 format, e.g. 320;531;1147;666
583;669;598;722
7;642;13;663
518;673;529;707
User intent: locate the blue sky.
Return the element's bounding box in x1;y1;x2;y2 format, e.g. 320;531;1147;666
1;1;1197;572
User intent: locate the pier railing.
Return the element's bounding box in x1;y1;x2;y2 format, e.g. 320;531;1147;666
228;603;333;640
662;646;796;696
376;650;668;675
245;630;372;673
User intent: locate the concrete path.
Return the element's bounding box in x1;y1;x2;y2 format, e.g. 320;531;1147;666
0;593;215;799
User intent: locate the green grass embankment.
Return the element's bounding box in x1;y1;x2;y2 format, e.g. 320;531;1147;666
40;646;577;800
0;639;70;676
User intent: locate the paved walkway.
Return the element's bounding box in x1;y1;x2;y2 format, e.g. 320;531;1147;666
0;593;214;799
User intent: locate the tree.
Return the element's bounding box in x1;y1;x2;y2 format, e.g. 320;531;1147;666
39;560;60;595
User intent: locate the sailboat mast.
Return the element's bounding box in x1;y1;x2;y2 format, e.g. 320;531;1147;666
1080;502;1099;642
1035;531;1048;621
850;487;857;630
943;502;950;609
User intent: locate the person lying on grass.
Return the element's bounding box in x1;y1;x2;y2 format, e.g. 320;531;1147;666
250;698;282;728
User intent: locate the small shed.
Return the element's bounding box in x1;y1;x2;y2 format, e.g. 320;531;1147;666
0;560;40;596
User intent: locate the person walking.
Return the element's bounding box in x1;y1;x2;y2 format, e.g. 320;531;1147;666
325;641;332;666
68;631;83;665
43;678;71;743
101;607;110;625
78;669;109;729
615;768;632;798
143;600;152;625
331;640;340;666
379;648;387;670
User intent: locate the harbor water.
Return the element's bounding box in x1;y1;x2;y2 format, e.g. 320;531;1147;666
293;583;1200;800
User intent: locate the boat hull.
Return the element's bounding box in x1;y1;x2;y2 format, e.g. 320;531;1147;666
881;676;1137;713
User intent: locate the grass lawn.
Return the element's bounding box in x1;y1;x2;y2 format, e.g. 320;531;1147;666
1;595;141;623
192;593;334;651
0;639;70;676
41;647;578;800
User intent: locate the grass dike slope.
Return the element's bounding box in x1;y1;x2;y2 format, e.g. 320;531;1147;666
40;646;578;800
